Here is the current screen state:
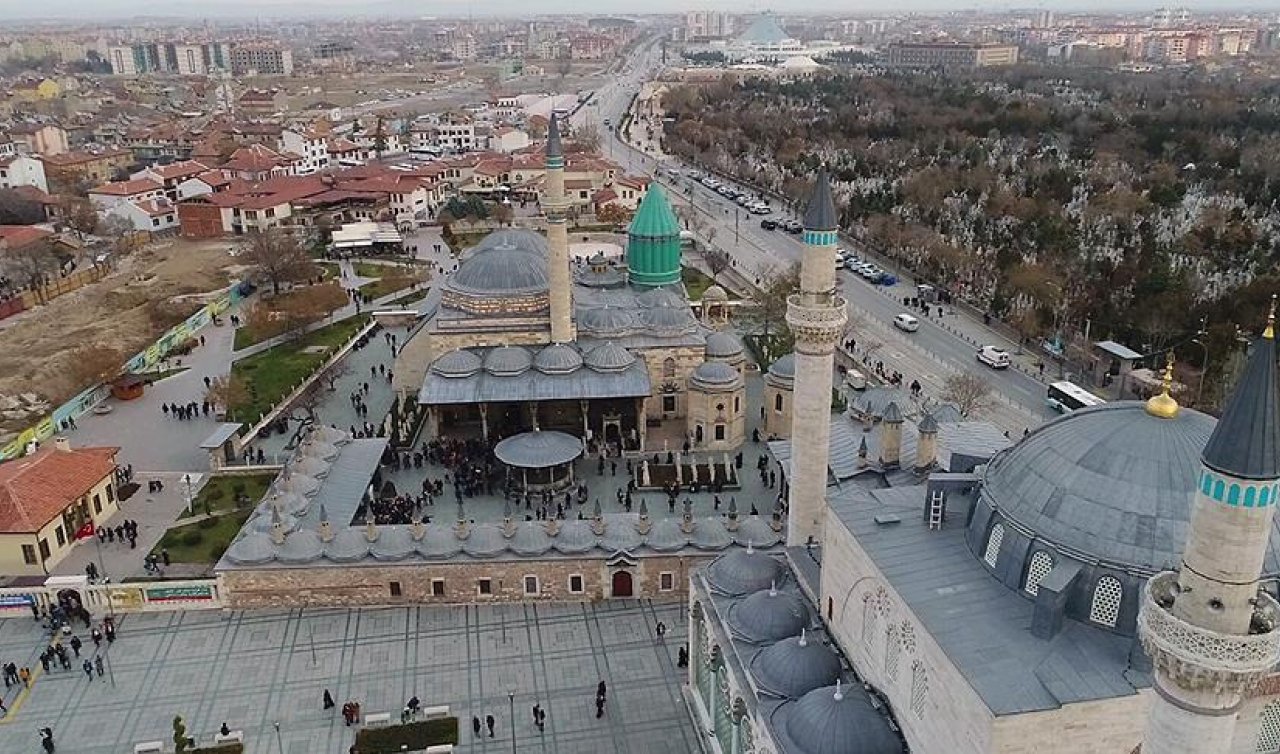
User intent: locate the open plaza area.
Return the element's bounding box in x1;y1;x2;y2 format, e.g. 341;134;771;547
0;601;695;754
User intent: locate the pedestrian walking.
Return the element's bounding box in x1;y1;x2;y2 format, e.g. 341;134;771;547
94;655;103;677
485;714;495;737
324;689;335;710
69;636;81;657
82;659;93;680
472;716;481;737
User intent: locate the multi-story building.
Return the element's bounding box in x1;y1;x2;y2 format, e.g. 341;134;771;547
886;42;1021;69
7;123;68;157
686;11;732;40
173;44;207;75
39;148;132;192
229;43;294;76
433;113;477;153
0;154;49;193
280;127;331;175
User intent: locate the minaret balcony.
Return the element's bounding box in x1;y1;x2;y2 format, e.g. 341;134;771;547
786;294;847;353
1138;571;1280;695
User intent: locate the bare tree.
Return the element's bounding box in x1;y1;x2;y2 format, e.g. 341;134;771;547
320;359;351;391
0;189;45;224
241;229;317;295
206;374;250;415
64;198;99;240
702;245;731;282
574;120;602;153
942;373;993;418
6;241;61;302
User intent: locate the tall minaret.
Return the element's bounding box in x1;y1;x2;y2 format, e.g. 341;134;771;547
543;114;574;344
785;169;848;547
1139;301;1280;754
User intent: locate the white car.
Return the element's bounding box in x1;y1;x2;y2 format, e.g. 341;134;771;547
977;345;1011;369
893;313;920;333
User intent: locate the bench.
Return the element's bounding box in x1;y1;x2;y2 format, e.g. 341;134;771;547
134;743;164;754
364;712;392;727
214;730;245;744
424;746;454;754
420;704;449;720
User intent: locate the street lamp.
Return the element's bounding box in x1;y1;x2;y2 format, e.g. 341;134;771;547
508;691;516;754
273;722;283;754
1191;317;1208;407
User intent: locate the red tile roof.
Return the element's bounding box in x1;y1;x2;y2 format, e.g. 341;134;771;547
133;198;176;217
0;225;53;250
88;178;162;197
147;160;209;181
0;444;118;534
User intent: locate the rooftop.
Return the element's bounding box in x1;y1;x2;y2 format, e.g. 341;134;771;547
0;443;118;534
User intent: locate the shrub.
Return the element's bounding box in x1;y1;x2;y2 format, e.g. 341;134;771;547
354;718;460;754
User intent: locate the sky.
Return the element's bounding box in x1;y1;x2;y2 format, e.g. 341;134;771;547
0;0;1271;21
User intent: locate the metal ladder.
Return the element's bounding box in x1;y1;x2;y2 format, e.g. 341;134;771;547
927;490;945;530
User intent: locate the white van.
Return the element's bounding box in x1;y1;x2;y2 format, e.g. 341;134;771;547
893;313;920;333
977;345;1011;369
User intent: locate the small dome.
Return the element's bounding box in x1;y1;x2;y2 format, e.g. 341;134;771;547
325;527;371;563
554;519;599;554
775;684;905;754
703;284;728;301
580;306;637;337
705;331;744;359
601;517;642;552
464;523;507;558
644;305;695;332
639;286;686;308
416;525;462;558
734;516;782;547
431;349;482;378
727;587;809;644
511;521;553;556
645;518;689;552
751;632;843;698
534;343;583;375
690;361;742;391
767;353;796;384
689;518;734;550
705;549;784;596
224;533;277;565
484;345;533;377
370;526;414;561
584;342;636;373
276;529;324;564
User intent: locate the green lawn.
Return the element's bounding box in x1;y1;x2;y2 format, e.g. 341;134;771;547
152;509;253;564
388;288;431;307
359;275;426;300
353;261;389;278
180;472;276;518
318;261;341;279
228;315;370;424
683;266;717;300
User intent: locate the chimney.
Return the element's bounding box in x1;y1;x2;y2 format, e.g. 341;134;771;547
53;436;71;452
915;413;939;472
880;402;903;469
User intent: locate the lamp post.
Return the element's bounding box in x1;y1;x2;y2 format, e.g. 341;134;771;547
508;691;516;754
1191;317;1208;407
273;721;282;754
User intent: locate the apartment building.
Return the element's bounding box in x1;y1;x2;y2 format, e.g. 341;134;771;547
886;42;1021;69
229;43;294;76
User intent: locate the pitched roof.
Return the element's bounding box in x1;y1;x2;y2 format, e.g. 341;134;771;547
133;198;176;217
88;178;162;197
0;225;53;250
0;444;118;533
147;160;209;181
1202;317;1280;480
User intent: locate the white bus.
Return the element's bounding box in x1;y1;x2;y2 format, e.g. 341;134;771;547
1046;381;1106;413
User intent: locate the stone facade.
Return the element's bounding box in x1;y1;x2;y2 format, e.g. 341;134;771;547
640;345;706;422
763;377;793;439
219;553;706;609
686;380;746;452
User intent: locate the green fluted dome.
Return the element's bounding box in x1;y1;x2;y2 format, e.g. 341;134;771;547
627;184;682;288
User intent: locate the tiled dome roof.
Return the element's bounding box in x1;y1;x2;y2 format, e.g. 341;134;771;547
484;345;533;377
705;549;784;596
584;342;636;373
705;331;744;358
579;305;637;337
534;343;583;375
690;361;741;391
431;349;482;378
448;230;549;297
727;587;809;644
776;683;905;754
751;631;843;699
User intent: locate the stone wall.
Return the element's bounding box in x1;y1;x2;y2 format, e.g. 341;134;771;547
990;695;1148;753
762;382;792;438
686;383;745;452
219;553;706;609
639;345;705;422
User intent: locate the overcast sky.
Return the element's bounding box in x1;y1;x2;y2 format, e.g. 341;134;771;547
0;0;1270;21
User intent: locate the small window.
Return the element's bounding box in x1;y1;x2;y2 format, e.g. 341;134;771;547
151;218;160;227
93;494;102;514
106;485;114;503
21;545;37;565
774;393;783;412
1024;551;1055;596
734;396;740;413
662;395;676;413
38;539;50;559
910;662;928;718
569;574;584;594
54;526;65;547
478;578;492;595
389;581;402;597
982;523;1004;568
1090;576;1123;628
827;597;833;621
714;425;726;441
523;575;539;595
431;579;445;597
663;357;677;379
659;572;674;591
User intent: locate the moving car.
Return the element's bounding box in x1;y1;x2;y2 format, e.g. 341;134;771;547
760;219;779;230
783;220;803;234
976;345;1011;369
893;313;920;332
750;203;772;215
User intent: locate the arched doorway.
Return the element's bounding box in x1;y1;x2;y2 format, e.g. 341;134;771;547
611;570;634;598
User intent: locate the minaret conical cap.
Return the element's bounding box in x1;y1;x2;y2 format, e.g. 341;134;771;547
546;113;563;160
803;167;838;232
1202;295;1280;480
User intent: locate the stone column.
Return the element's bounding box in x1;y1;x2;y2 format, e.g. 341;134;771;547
479;403;489;442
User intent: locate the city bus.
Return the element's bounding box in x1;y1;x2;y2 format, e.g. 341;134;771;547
1046;381;1106;413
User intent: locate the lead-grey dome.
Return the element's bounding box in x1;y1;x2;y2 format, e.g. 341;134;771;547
534;343;583;375
690;361;741;391
705;549;784;596
643;305;695;332
639;286;685;308
370;526;414;561
705;331;744;359
431;349;482;378
978;401;1280;574
449;230;549;297
773;684;905;754
767;353;796;385
580;306;636;337
325;527;371;563
751;632;843;698
276;529;324;564
484;345;533;376
584;342;636;373
728;587;808;644
224;532;277;565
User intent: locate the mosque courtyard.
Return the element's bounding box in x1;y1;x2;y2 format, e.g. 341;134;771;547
0;601;696;754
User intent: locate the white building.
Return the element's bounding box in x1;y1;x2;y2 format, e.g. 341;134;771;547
109;197;179;232
87;178;164;213
490;127;531;154
0;154;49;193
173;44;207;75
280;128;331;175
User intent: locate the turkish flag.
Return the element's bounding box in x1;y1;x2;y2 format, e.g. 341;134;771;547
75;521;96;541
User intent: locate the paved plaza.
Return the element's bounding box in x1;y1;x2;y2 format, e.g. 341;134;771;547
0;601;697;754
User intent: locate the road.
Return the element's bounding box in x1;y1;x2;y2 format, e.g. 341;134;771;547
585;39;1056;432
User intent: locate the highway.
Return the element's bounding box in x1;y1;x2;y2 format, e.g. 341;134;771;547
581;39;1056;432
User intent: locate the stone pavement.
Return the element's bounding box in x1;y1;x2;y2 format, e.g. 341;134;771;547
0;601;698;754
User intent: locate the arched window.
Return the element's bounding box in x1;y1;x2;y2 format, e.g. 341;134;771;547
1024;551;1055;596
910;661;928;719
663;357;677;379
982;523;1005;568
1089;576;1123;628
885;625;901;681
774;393;783;412
1257;699;1280;753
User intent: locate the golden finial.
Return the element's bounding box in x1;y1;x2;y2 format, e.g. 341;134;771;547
1145;351;1179;419
1264;294;1276;340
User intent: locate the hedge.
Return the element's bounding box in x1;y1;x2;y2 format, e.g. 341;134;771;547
353;718;460;754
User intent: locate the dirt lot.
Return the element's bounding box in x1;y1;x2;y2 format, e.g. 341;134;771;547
0;237;239;429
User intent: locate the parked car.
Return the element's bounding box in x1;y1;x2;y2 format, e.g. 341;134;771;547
750;203;772;215
784;220;803;234
893;313;920;333
844;369;867;390
977;345;1011;369
760;219;779;230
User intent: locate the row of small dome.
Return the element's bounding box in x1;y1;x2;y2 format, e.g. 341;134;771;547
224;515;783;566
579;303;696;336
431;342;636;379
